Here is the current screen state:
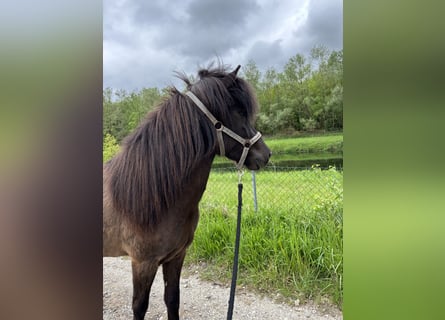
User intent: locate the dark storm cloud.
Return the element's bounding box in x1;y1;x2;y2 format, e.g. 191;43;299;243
293;0;343;53
150;0;260;60
187;0;259;27
132;1;171;23
246;39;286;70
104;0;343;90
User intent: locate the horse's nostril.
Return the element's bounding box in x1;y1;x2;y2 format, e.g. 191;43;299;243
269;151;272;158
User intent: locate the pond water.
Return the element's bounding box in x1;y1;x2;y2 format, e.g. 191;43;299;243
212;152;343;170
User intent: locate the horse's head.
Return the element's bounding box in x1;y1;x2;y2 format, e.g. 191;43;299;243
185;65;271;170
217;66;271;170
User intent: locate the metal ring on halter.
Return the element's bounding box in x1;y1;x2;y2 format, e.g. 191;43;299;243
214;123;226;156
235;131;262;170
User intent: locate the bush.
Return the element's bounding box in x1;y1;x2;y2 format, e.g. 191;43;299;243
301;117;318;131
103;134;120;162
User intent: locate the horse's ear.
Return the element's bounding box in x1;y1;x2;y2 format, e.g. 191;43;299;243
222;65;241;87
230;65;241;77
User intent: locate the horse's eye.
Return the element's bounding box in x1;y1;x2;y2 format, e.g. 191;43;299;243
237;109;247;118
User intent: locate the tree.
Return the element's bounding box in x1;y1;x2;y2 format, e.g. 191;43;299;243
103;133;120;162
103;88;127;142
103;87;162;143
242;60;261;92
103;45;343;138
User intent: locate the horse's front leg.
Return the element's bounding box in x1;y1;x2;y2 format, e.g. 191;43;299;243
131;260;158;320
162;250;186;320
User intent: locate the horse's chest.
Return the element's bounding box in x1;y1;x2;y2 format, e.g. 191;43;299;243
129;208;199;263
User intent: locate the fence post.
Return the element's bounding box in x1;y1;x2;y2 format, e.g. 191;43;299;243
251;170;258;212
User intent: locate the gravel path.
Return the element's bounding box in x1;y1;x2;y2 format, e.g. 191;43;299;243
103;257;342;320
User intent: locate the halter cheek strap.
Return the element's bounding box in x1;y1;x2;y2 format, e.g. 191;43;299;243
185;91;262;170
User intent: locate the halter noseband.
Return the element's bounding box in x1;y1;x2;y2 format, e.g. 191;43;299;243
185;91;262;170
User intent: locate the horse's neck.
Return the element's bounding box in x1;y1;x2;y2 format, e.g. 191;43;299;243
184;154;215;201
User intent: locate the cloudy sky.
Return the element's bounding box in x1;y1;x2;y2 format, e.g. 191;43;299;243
104;0;342;91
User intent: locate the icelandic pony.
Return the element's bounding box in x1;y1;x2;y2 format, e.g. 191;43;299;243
103;65;271;320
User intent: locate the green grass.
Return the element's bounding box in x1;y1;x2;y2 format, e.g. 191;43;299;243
186;167;343;307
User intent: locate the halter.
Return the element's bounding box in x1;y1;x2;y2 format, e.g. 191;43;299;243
185;91;262;170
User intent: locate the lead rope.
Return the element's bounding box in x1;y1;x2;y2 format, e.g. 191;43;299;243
227;169;244;320
183;90;257;318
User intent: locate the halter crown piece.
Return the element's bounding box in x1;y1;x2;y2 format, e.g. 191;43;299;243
184;91;262;170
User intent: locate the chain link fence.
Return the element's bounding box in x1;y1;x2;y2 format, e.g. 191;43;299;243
200;164;343;215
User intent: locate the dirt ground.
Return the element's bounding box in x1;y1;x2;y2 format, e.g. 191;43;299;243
103;257;342;320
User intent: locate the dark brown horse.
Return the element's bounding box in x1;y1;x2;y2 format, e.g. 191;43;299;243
103;64;271;320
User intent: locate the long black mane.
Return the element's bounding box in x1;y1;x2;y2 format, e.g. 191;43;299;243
107;64;258;227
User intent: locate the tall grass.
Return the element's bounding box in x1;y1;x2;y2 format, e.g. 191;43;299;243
186;167;343;306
